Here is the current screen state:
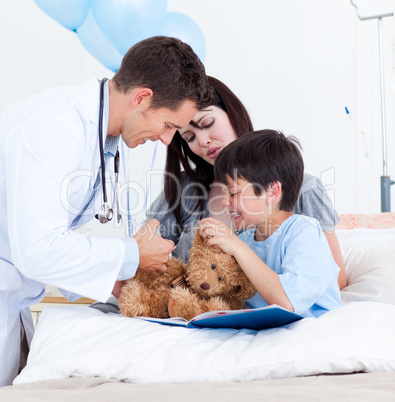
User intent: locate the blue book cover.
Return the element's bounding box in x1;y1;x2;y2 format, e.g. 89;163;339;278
138;305;303;330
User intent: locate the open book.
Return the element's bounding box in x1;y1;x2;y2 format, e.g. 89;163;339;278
137;304;303;330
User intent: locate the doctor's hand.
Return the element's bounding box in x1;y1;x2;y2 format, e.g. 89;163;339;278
134;219;174;274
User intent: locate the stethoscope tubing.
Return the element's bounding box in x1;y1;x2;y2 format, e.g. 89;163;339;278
95;78;120;224
99;78;108;204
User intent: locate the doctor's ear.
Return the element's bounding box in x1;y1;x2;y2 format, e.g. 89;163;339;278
130;88;153;110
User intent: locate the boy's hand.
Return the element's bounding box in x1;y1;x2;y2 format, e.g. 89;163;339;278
199;217;241;256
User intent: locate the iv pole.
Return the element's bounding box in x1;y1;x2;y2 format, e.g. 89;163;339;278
350;0;394;212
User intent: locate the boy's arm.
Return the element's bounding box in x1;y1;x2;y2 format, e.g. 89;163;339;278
199;218;294;312
232;241;294;312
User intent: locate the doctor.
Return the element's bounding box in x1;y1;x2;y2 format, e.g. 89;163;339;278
0;36;212;386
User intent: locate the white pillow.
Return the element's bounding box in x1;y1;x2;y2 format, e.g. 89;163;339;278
341;245;395;305
337;227;395;248
15;302;395;384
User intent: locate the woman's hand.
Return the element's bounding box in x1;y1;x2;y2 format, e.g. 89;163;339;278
112;280;126;299
168;297;176;318
198;217;241;256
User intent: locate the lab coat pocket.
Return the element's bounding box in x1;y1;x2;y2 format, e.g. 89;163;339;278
0;293;11;336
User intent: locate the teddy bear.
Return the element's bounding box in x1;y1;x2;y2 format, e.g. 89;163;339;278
118;230;257;321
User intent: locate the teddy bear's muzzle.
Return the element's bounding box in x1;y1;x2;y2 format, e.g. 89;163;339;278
200;282;210;290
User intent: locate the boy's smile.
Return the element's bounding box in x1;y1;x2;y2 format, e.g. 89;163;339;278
222;176;293;240
222;176;270;231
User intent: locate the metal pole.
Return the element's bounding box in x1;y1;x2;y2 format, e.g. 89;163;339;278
350;1;394;212
378;17;388;177
378;16;391;213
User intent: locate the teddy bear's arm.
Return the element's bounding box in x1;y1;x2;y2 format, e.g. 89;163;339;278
119;282;171;318
119;257;187;319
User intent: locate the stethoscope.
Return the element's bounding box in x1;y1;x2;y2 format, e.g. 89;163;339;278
95;78;122;224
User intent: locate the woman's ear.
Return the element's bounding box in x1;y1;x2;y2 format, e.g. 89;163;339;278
130;88;154;110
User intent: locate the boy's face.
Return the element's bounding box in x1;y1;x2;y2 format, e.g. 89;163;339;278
221;176;271;231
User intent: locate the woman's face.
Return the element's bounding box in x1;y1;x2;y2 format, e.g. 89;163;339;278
178;105;238;165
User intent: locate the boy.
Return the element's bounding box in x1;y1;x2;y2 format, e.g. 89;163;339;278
199;130;341;318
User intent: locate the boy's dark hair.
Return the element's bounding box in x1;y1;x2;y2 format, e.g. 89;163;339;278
112;36;212;110
214;130;304;212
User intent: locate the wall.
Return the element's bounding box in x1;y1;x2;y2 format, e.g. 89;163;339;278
1;0;394;239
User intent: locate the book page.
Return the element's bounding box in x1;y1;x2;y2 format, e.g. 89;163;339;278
136;316;189;327
190;305;281;322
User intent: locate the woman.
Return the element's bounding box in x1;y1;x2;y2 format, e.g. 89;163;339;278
146;76;347;289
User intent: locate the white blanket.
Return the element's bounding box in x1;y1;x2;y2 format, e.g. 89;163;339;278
14;301;395;384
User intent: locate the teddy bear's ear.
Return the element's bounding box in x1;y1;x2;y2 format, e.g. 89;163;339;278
193;230;205;247
192;230;223;254
234;271;257;300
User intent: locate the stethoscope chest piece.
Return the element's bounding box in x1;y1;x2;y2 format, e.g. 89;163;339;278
97;203;114;224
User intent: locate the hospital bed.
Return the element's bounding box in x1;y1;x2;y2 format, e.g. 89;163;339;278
1;212;395;401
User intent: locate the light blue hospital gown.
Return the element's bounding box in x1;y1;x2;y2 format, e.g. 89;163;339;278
240;214;341;318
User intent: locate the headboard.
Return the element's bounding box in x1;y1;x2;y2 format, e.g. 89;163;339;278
337;212;395;229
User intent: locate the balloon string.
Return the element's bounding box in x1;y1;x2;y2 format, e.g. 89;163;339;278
144;142;158;213
121;141;133;237
73;33;87;82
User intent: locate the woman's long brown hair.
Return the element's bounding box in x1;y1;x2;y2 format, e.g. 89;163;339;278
164;76;254;228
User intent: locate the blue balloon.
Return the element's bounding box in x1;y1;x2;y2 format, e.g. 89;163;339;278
33;0;92;32
156;12;206;62
77;10;123;72
92;0;168;55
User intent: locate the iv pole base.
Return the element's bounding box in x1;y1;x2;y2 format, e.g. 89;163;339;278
381;176;395;212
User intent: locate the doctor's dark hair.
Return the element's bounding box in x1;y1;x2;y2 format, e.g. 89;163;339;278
214;130;304;212
164;76;254;227
112;36;212;110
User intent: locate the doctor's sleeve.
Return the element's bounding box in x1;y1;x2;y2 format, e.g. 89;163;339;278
118;238;140;280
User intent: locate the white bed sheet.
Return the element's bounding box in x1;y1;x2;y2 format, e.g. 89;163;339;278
5;373;395;402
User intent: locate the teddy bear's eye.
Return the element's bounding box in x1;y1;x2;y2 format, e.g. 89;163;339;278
211;264;216;270
218;277;223;281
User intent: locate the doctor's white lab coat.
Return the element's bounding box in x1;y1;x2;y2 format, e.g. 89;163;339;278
0;79;128;386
